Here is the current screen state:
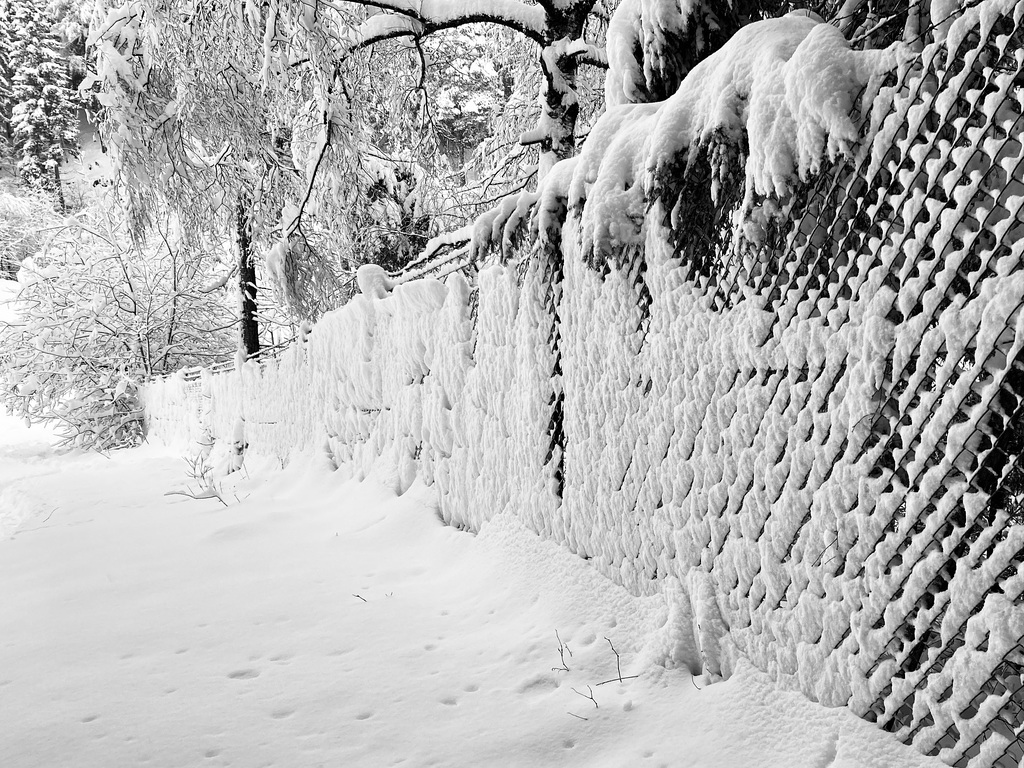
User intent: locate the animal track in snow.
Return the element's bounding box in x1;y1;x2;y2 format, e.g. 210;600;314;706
516;674;558;694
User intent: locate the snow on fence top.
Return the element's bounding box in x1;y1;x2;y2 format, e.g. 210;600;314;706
145;5;1024;767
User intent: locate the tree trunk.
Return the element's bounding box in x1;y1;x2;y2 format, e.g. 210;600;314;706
537;44;581;177
533;2;596;177
237;200;260;359
53;164;66;214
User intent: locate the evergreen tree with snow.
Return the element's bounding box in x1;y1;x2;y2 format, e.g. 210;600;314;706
0;1;14;161
8;0;78;209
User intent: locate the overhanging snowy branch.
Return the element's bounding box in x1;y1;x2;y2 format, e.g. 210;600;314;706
345;0;548;47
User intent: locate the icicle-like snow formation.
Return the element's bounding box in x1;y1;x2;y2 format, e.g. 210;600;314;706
145;3;1024;766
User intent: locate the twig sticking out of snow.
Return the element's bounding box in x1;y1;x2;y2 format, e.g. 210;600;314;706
16;507;61;534
552;629;573;672
596;637;641;685
596;674;641;686
164;451;230;507
571;684;599;708
606;637;623;682
164;488;228;507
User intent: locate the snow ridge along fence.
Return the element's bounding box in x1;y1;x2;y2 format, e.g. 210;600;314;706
144;7;1024;767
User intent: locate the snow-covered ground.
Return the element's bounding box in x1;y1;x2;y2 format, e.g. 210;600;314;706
0;417;944;768
0;278;19;320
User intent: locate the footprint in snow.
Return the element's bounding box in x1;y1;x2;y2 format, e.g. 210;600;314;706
516;674;558;694
227;668;260;680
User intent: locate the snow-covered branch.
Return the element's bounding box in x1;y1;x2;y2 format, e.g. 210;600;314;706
564;38;607;69
346;0;548;47
391;188;539;284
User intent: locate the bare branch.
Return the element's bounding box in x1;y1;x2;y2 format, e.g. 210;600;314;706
571;684;598;708
595;675;640;686
605;637;624;683
552;629;572;672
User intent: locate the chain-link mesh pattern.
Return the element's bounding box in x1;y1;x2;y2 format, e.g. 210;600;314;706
614;5;1024;764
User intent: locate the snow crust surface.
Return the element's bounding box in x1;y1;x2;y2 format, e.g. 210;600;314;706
0;414;946;767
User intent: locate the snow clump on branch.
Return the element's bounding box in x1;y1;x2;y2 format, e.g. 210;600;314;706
420;13;901;272
563;13;901;259
401;13;901;275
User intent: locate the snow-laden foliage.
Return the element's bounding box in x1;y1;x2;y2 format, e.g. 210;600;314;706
603;0;791;107
0;2;12;158
83;1;532;321
1;202;236;451
83;0;342;325
7;0;78;205
0;182;58;278
573;12;898;267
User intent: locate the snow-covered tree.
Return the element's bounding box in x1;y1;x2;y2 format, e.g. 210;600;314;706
305;0;609;178
0;1;13;160
310;0;832;174
8;0;78;208
85;3;409;328
84;1;499;324
80;0;926;331
0;197;237;450
0;180;57;278
84;1;297;351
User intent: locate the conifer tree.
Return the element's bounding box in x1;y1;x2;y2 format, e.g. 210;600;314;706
0;1;13;160
8;0;77;209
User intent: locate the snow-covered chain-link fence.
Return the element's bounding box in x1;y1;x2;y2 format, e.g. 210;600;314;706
145;5;1024;766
